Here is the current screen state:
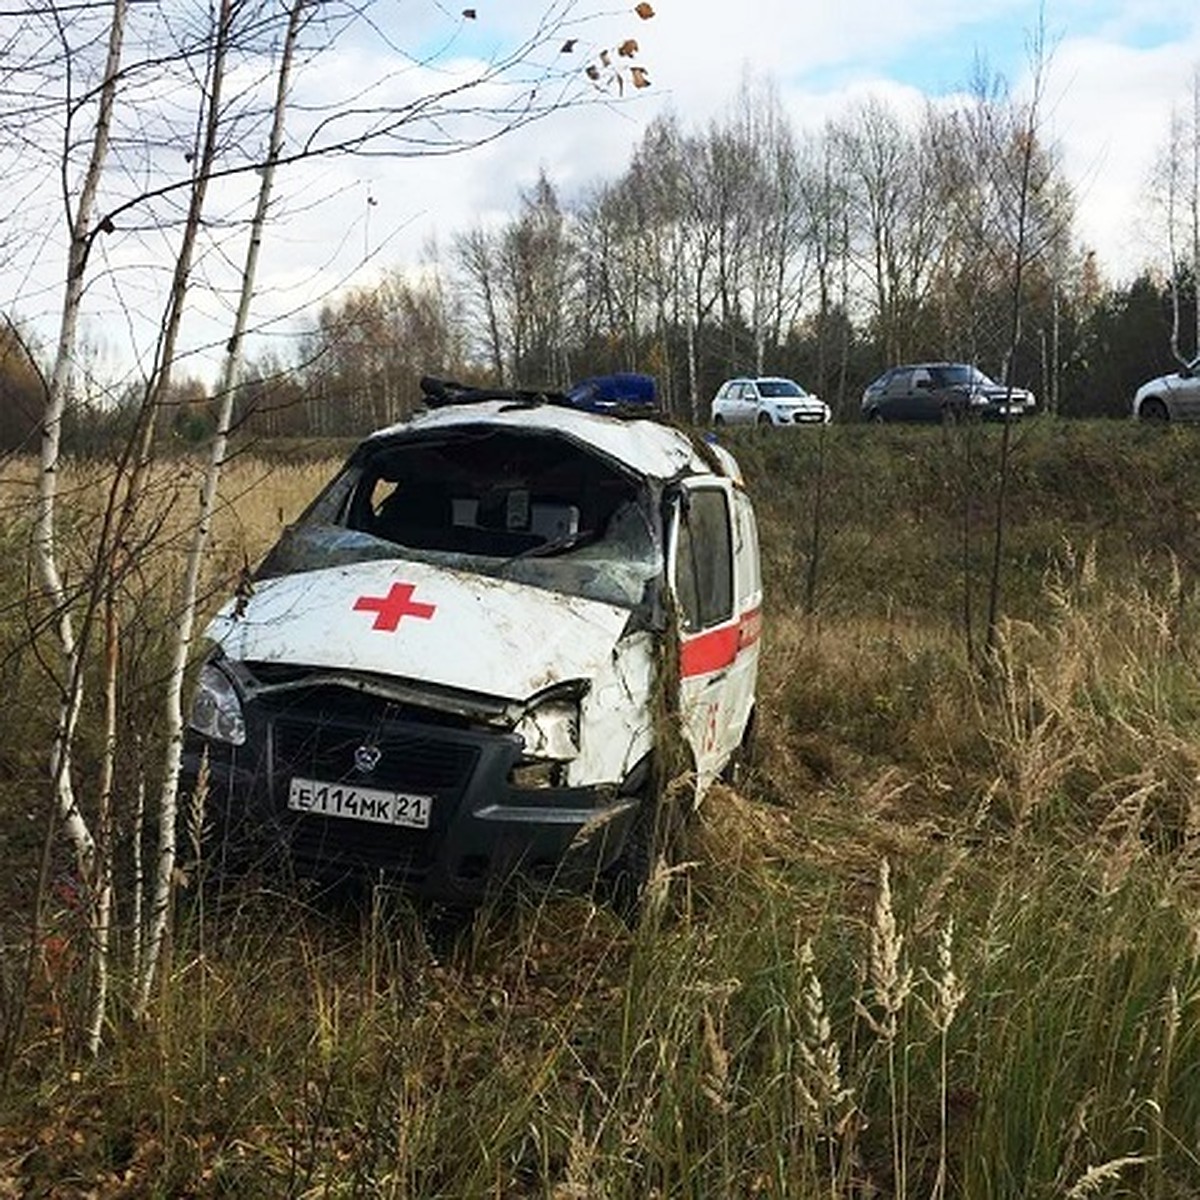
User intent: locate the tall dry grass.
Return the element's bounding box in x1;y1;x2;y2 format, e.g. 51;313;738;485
4;431;1200;1195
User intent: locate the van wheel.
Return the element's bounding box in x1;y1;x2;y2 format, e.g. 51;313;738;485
604;790;683;926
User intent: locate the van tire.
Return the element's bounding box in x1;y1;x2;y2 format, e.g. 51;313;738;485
604;790;682;926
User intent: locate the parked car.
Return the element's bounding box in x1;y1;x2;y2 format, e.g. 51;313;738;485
710;376;831;426
1133;356;1200;421
860;362;1036;423
184;379;762;916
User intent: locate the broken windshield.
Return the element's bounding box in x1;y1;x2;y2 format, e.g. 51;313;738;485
257;426;664;612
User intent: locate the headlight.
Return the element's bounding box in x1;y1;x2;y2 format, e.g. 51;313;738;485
512;691;581;761
189;661;246;745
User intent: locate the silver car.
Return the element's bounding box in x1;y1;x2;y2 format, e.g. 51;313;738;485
711;376;831;426
1133;356;1200;421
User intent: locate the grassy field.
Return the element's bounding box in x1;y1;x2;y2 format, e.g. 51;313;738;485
4;418;1200;1197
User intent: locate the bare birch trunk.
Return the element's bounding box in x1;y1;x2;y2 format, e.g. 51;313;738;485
134;0;306;1015
35;0;128;873
20;0;128;1067
686;315;698;424
131;754;145;988
86;582;120;1055
131;0;237;1017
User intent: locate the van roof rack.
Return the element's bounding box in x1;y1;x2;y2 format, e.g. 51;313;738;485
419;377;554;409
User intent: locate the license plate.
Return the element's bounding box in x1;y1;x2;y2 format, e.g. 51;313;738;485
288;777;432;829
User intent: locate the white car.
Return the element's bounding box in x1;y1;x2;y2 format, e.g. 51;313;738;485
1133;356;1200;421
184;380;762;917
711;376;831;426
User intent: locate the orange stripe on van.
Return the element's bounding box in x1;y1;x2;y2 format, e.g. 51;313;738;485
680;607;762;678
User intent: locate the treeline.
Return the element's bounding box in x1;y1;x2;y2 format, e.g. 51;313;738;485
4;82;1197;453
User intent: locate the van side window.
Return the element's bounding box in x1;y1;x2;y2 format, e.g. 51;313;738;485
674;487;733;631
733;489;760;599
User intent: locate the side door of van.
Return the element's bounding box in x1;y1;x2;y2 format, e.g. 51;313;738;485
668;478;761;794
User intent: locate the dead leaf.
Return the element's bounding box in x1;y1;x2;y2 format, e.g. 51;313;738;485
618;38;638;58
585;64;601;81
560;38;577;52
635;2;655;17
631;66;651;88
600;48;611;67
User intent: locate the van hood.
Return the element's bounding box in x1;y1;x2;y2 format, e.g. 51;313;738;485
205;559;633;702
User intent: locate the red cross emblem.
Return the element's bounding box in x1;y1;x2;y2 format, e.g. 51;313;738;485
352;581;437;631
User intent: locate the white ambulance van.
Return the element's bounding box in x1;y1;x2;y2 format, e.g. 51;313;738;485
185;380;762;915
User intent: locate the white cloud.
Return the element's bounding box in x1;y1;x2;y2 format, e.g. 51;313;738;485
6;0;1200;379
1042;32;1200;280
340;0;1200;289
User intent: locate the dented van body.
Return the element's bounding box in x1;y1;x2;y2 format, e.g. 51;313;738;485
184;384;761;909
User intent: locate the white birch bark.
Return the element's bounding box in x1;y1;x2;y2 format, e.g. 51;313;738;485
35;0;129;874
85;585;120;1055
128;0;236;1016
134;0;307;1014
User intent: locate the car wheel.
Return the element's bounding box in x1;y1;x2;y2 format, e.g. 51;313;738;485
1140;397;1170;423
713;414;724;426
757;412;772;426
866;407;884;424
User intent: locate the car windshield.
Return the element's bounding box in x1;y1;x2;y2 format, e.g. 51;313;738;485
930;365;994;388
757;379;806;398
257;425;663;612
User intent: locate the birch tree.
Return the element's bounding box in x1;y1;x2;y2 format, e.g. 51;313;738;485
838;99;952;365
1150;66;1200;366
4;0;657;1058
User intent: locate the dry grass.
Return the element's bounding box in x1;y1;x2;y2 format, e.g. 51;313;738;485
7;430;1200;1195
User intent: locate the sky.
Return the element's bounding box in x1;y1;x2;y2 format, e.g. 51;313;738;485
244;0;1200;373
441;0;1199;283
6;0;1200;383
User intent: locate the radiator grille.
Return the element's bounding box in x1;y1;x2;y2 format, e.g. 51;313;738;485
265;697;484;875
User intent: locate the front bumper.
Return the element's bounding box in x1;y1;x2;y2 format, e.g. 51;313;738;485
181;690;642;904
775;407;830;425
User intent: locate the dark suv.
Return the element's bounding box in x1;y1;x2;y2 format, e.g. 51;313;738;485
861;362;1035;423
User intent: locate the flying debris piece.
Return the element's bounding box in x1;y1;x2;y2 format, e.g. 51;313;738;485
630;66;651;88
462;8;476;17
635;2;655;17
560;38;577;52
585;64;600;80
600;48;611;67
617;38;638;57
